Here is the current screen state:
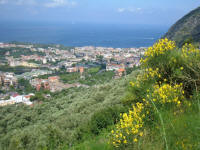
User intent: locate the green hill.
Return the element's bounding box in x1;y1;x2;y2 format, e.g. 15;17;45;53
0;72;138;150
164;7;200;46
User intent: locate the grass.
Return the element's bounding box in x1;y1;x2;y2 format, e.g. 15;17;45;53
69;132;113;150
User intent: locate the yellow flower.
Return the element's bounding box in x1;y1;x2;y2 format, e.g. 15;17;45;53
180;67;184;70
139;132;143;136
142;38;176;66
133;138;138;142
110;102;145;147
123;140;127;144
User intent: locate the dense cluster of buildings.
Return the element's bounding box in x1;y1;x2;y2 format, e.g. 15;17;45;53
1;43;144;72
16;69;53;80
0;72;18;89
0;42;145;107
30;76;88;92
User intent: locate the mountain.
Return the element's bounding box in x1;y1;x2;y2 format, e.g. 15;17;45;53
164;7;200;46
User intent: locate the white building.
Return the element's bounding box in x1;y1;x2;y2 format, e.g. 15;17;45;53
0;94;34;107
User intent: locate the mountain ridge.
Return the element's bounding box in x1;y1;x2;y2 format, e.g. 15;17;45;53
164;7;200;46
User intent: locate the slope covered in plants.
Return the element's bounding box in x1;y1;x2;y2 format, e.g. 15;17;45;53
0;71;137;150
164;7;200;46
108;38;200;150
0;39;200;150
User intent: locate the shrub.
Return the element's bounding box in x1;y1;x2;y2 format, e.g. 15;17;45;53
110;39;200;150
110;103;145;149
89;106;126;135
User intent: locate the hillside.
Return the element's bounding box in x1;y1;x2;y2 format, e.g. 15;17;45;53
0;72;138;150
71;39;200;150
0;39;200;150
164;7;200;46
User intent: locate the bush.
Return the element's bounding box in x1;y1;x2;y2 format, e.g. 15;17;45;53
89;106;126;135
109;39;200;150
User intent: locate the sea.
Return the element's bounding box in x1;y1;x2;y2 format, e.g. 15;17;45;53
0;21;169;48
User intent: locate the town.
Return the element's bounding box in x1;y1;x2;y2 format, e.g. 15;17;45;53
0;42;145;106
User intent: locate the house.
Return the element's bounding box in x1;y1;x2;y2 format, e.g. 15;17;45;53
48;76;60;82
0;73;18;87
0;94;34;107
67;67;78;73
106;63;124;71
79;67;84;75
36;84;41;91
115;68;126;77
43;58;47;64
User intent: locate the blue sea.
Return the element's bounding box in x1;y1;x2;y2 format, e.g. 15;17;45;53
0;21;169;48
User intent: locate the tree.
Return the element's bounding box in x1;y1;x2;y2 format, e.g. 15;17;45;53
30;92;45;102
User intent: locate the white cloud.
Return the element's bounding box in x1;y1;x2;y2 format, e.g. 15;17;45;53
44;0;77;8
117;8;125;13
0;0;36;5
117;7;142;13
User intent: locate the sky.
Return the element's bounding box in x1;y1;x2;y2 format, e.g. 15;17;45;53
0;0;200;25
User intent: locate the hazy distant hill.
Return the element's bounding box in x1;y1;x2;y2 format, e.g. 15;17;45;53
164;7;200;46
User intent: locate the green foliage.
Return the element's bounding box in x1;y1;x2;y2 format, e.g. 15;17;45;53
110;39;200;150
79;71;115;86
60;72;80;83
88;67;100;74
1;38;199;150
0;72;131;150
96;55;104;62
89;106;126;135
126;66;138;75
30;92;45;102
0;47;45;58
70;131;113;150
59;68;115;86
17;78;35;94
164;7;200;46
0;65;37;75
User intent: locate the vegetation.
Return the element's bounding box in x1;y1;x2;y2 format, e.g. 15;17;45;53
17;78;35;94
0;47;45;58
0;38;199;150
30;92;46;102
59;67;115;86
38;67;115;86
0;65;38;75
0;73;132;150
109;38;200;150
164;6;200;46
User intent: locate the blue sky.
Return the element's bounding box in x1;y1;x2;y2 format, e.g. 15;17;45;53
0;0;199;25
